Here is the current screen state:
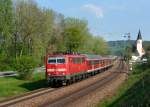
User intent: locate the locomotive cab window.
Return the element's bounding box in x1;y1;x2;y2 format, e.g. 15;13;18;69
57;58;65;64
48;58;56;64
48;57;65;64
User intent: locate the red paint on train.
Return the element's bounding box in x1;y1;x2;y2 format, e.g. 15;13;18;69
45;54;115;86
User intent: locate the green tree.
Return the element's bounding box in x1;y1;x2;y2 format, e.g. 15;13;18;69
46;13;66;54
0;0;14;55
0;0;110;72
11;0;56;78
84;36;109;55
0;0;14;71
62;17;89;52
14;0;54;63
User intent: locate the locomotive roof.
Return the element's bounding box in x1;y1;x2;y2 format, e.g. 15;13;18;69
47;54;85;57
47;54;114;60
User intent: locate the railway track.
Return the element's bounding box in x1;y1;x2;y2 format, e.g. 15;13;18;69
0;88;56;107
0;59;126;107
41;59;125;107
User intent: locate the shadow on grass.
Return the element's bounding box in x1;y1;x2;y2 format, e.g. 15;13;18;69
19;79;48;91
108;70;150;107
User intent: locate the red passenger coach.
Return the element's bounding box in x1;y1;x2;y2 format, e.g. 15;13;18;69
45;54;114;86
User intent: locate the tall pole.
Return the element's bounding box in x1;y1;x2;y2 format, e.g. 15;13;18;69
127;33;131;61
123;33;130;60
123;32;131;73
127;33;130;73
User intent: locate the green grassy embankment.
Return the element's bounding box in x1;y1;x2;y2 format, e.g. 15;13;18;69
98;62;150;107
0;72;46;101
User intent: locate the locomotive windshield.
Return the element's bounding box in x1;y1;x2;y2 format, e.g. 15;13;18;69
57;58;65;63
48;58;56;63
48;57;65;64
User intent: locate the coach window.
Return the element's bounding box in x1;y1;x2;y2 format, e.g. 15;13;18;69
96;60;99;64
72;58;76;64
80;58;83;63
100;60;102;64
91;61;94;65
82;58;85;63
72;58;83;64
102;60;104;64
88;61;90;65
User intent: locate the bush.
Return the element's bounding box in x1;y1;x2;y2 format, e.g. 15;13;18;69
0;55;14;71
15;56;36;80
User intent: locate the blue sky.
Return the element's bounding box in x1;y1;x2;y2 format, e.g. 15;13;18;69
35;0;150;41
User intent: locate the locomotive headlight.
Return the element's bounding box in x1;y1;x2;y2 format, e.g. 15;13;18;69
47;69;55;72
47;68;66;72
57;68;66;72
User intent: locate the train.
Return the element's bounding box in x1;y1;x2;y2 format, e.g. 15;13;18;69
45;53;116;86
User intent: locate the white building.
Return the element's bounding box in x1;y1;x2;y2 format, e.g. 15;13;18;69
131;30;145;62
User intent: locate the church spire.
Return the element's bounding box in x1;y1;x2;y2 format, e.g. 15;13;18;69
137;29;142;40
136;29;145;57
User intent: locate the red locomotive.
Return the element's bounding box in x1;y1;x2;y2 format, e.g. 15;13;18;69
45;54;114;86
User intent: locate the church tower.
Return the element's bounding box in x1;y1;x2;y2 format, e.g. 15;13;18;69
136;30;145;57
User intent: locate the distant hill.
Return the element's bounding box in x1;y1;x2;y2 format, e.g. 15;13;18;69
107;40;150;55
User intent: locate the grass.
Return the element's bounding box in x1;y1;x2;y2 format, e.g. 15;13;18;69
97;63;150;107
0;72;46;101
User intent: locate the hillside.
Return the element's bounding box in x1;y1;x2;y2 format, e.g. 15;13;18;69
98;61;150;107
108;40;150;55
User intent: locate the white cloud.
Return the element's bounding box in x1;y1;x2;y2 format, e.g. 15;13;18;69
81;4;104;18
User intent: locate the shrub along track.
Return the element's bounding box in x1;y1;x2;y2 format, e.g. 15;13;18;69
0;59;126;107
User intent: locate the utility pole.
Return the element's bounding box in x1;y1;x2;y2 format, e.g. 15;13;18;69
123;33;131;74
127;33;131;73
124;33;131;60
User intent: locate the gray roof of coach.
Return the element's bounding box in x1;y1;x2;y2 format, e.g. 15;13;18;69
83;54;111;60
83;54;102;59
